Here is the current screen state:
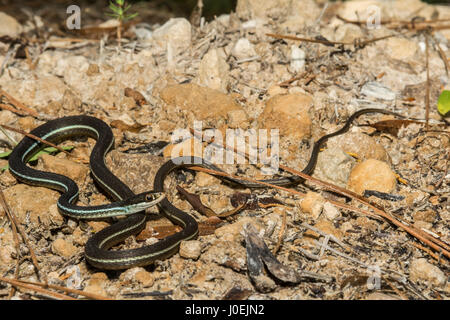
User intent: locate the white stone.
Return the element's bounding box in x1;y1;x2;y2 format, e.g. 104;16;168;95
323;202;341;221
197;48;229;92
232;38;257;60
290;46;305;73
0;12;22;37
151;18;192;55
409;258;447;287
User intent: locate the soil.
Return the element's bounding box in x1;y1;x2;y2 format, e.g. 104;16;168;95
0;0;448;300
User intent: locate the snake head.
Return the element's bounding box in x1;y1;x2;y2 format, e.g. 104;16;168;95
123;191;165;213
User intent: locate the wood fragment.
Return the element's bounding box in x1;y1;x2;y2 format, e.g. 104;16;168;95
124;87;148;106
110;119;145;133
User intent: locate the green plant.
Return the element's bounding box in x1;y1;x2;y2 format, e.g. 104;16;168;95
106;0;138;45
437;90;450;117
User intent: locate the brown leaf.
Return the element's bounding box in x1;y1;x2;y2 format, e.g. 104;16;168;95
124;87;148;106
177;186;247;218
368;119;421;136
110;119;145;133
176;185;216;217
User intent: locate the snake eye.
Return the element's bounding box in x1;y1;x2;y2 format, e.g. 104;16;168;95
145;193;154;201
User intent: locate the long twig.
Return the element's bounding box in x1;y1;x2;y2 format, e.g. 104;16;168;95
0;277;75;300
188;128;450;260
0;124;72;157
425;32;431;131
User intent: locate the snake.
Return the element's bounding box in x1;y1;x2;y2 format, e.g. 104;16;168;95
8;108;405;269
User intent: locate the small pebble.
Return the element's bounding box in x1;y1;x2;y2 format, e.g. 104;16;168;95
409;258;446;287
347;159;397;195
179;240;202;260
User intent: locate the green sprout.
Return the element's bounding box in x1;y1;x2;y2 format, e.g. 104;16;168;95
106;0;138;46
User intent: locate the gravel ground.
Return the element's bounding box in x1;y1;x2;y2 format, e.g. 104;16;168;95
0;0;448;300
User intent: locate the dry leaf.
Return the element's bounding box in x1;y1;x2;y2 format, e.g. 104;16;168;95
110;119;145;133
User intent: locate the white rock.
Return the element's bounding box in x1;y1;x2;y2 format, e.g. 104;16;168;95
179;240;202;260
323;202;341;221
151;18;192;55
409;258;447;287
0;12;22;37
361;82;396;101
289;46;305;73
197;48;229;92
232;38;257;60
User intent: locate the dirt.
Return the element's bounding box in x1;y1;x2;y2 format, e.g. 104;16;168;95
0;0;448;300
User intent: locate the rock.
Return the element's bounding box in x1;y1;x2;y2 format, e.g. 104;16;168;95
347;159;397;195
197;48;230;92
195;171;221;187
361;82;396;101
52;238;78;258
232;38;257;60
159;83;244;124
105;151;166;194
413;210;437;224
409;258;446;287
258;93;312;140
3;184;61;226
151;18;192;56
323;202;341;221
0;12;22;37
84;272;109;297
40;154;89;186
202;240;247;272
236;0;319;24
236;0;291;19
334;24;364;44
328;132;390;163
289;46;306;73
305;219;343;240
0;229;15;272
215;217;264;242
86;63;100;76
315;146;355;188
299;191;325;220
87;221;110;233
227;109;250;129
120;267;154;287
179;240;202;260
383;37;419;61
365;292;401;300
0;75;69;115
135;269;155;287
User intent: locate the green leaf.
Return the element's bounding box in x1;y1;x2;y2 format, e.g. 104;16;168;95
437;90;450;116
27;146;74;162
0;150;12;159
123;12;138;21
0;145;74;172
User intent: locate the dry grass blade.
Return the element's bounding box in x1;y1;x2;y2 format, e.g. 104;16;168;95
0;89;38;117
425;32;431;130
188;128;450;261
0;189;42;281
18;279;114;300
277;164;450;260
1;124;72;157
0;276;76;300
